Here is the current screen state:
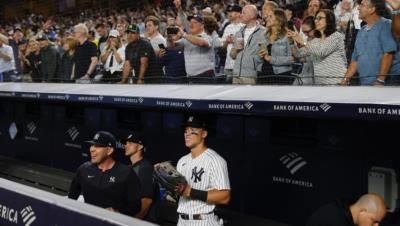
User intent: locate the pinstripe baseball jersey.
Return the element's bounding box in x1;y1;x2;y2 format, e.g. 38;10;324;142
177;148;230;215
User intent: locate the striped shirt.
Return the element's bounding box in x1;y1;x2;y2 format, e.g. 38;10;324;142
297;31;347;85
177;148;230;215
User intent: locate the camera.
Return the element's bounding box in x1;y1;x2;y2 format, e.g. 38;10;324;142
166;27;179;35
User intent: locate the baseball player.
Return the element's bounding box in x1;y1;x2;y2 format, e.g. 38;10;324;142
176;115;231;226
68;131;142;217
122;131;158;222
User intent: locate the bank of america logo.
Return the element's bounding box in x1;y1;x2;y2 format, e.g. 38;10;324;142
20;206;36;226
27;122;37;135
67;126;79;141
244;102;253;110
280;152;307;175
185;101;193;108
138;97;144;103
319;103;331;112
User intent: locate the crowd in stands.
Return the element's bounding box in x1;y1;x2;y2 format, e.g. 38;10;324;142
0;0;399;85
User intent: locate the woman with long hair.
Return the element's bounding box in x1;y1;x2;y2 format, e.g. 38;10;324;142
59;37;77;82
100;30;125;83
257;8;294;84
288;9;347;85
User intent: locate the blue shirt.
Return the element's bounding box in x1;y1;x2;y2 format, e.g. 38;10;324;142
352;17;397;85
389;41;400;79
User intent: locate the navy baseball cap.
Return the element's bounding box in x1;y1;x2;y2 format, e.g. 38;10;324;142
126;24;140;33
183;115;207;129
187;14;204;24
227;4;242;12
86;131;116;148
121;132;144;145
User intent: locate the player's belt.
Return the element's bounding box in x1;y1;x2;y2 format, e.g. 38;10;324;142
179;211;214;220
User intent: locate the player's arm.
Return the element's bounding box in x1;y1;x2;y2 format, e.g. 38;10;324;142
68;170;81;199
135;165;154;219
135;198;152;219
126;170;142;216
182;187;231;205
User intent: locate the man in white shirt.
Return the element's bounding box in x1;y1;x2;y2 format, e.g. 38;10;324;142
0;33;16;82
144;16;166;57
221;4;244;83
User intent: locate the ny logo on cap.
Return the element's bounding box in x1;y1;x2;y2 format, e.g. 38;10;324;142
188;116;194;122
94;133;100;140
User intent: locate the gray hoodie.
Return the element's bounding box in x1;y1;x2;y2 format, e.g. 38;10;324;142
231;24;266;78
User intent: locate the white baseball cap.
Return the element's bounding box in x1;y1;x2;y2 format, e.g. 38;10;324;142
109;29;119;38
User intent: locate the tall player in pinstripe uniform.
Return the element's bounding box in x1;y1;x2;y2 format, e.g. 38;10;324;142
176;115;231;226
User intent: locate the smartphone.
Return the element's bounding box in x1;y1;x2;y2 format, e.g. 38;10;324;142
166;27;179;35
158;43;166;49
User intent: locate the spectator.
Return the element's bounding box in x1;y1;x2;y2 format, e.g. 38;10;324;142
17;39;31;82
174;15;215;83
257;8;294;85
159;26;187;83
203;16;223;74
262;1;279;21
59;37;77;82
285;5;302;31
8;27;24;76
88;30;99;48
230;4;266;85
116;23;128;45
0;33;16;82
334;0;353;33
37;34;59;82
24;40;42;82
292;16;317;85
100;30;125;83
121;24;162;84
144;16;166;56
304;0;328;18
386;0;400;38
340;0;397;85
221;4;244;83
95;23;109;56
289;9;347;85
73;23;98;80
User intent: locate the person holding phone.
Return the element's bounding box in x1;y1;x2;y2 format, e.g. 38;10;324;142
257;8;294;85
158;26;186;83
144;16;166;57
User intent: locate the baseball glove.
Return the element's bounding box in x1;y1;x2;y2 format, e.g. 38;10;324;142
153;161;188;198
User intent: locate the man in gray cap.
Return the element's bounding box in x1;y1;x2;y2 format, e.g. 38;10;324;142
68;131;142;217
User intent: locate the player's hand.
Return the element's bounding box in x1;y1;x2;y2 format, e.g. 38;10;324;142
177;184;190;197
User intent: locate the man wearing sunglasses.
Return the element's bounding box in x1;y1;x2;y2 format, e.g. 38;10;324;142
176;115;231;226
